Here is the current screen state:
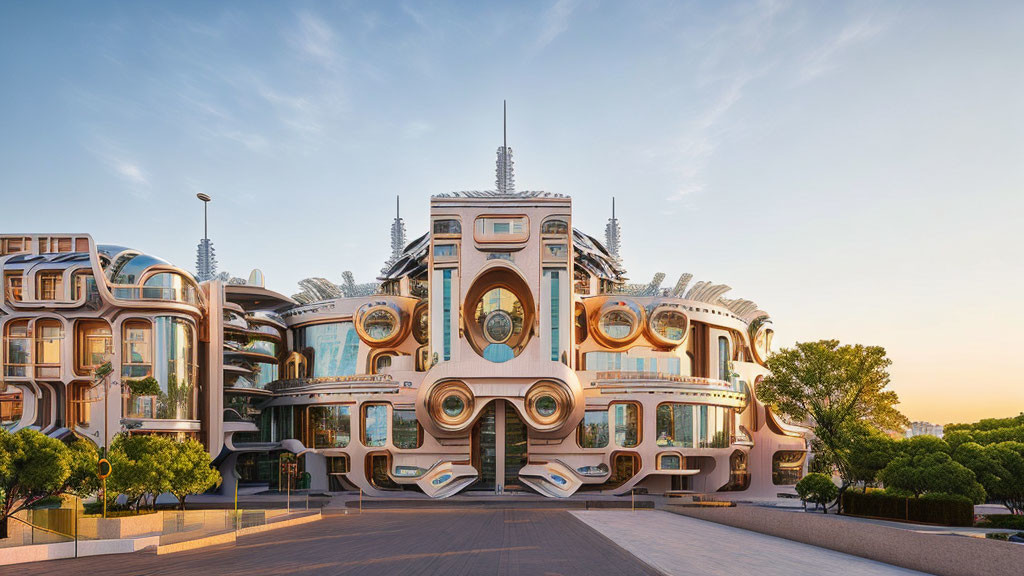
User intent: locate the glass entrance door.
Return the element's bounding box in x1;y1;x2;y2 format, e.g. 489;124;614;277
472;400;528;492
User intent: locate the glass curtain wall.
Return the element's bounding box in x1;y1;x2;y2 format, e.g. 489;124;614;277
299;323;360;378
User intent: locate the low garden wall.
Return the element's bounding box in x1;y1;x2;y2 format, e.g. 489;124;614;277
667;504;1024;576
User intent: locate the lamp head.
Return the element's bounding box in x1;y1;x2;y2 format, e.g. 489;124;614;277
196;193;212;203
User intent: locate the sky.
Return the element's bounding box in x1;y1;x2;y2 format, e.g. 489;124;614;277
1;1;1021;425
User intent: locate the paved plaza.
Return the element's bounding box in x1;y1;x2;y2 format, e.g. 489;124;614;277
571;510;931;576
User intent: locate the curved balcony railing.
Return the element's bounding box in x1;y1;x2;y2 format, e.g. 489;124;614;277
592;372;733;388
110;285;199;307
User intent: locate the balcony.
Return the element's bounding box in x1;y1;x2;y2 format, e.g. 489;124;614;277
110;284;199;307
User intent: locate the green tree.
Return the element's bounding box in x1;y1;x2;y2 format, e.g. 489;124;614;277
167;440;220;510
796;473;839;513
757;340;909;489
879;448;986;503
847;427;895;492
106;434;173;511
0;429;97;538
954;441;1024;514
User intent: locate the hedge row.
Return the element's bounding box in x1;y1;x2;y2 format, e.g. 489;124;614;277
976;514;1024;529
842;491;974;527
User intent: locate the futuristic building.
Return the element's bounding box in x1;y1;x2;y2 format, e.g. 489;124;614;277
0;143;808;499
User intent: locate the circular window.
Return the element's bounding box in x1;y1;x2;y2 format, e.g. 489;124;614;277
600;310;634;339
442;395;465;418
483;310;514;343
592;300;644;346
647;307;688;348
364;309;397;340
535;395;557;417
524;380;573;429
355;302;407;347
427;380;475;430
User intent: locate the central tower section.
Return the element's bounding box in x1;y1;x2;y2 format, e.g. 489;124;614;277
417;189;582;464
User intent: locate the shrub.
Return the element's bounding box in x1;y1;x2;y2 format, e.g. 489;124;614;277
975;515;1024;530
796;473;839;513
123;377;161;396
842;490;974;527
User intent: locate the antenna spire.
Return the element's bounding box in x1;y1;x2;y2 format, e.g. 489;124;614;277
495;100;515;194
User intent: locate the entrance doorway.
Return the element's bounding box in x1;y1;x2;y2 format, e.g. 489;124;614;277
471;400;528;492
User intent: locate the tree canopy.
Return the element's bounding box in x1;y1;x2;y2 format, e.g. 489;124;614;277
0;428;98;538
757;340;909;486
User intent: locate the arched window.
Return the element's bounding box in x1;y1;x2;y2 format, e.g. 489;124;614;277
122;320;152;378
4;321;31;377
35;319;63;378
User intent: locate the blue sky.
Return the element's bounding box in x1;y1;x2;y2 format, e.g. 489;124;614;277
1;1;1022;423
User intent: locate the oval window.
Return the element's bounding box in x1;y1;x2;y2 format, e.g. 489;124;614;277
648;308;688;347
600;310;634;339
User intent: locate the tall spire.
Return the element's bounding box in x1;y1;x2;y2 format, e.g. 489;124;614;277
195;193;217;281
605;196;622;261
382;195;407;275
496;100;515;194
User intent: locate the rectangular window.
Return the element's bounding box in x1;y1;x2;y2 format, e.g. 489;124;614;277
362;403;388;447
474;216;529;243
549;271;560;361
35;321;62;378
699;405;709;447
718;336;730;381
442;269;452;361
5;323;31;377
392;409;422;449
37;272;63;300
300;322;360;378
75;322;112;376
433;244;457;258
577;410;609;448
308;405;351;449
122;321;152;378
666;357;681;375
433;219;462;235
1;390;23;429
656;403;694;448
542;242;568;262
5;274;23;302
614;403;640;448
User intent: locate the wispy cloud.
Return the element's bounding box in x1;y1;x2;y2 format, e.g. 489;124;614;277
534;0;580;52
799;16;887;82
291;12;340;69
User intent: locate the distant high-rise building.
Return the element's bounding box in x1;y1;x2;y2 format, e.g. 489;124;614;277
195;193;217;281
381;196;407;276
905;421;944;438
605;197;621;260
196;238;217;282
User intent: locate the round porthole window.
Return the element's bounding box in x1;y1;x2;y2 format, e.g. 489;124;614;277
355;302;407;347
442;395;465;418
599;310;634;339
592;300;644;347
535;395;557;417
647;306;688;348
364;309;397;340
483;310;514;343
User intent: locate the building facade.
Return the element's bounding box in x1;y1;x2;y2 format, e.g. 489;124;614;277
1;150;808;499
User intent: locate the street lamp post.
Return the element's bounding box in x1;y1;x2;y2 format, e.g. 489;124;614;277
197;193;211;241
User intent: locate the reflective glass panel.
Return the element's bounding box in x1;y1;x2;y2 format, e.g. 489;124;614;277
614;403;639;447
578;410;609;448
301;322;360;377
308;405;350;448
363;404;387;447
392;409;421;449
